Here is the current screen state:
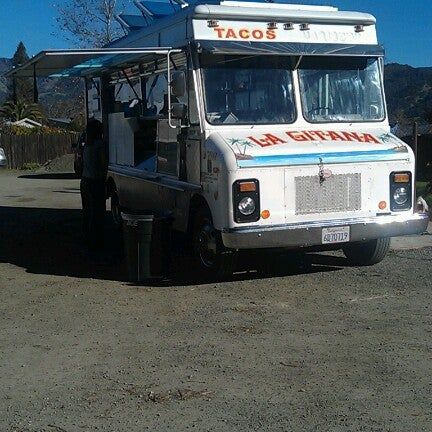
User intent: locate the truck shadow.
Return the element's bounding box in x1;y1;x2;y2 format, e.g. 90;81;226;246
168;249;345;287
0;205;344;285
0;206;125;282
19;173;78;180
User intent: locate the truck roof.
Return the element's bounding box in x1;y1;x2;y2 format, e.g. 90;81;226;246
109;0;377;51
219;1;338;11
115;0;375;35
7;0;380;79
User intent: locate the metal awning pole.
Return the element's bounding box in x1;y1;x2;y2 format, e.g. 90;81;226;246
167;50;174;128
84;77;89;120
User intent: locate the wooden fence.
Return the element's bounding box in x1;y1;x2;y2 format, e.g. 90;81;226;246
0;133;79;170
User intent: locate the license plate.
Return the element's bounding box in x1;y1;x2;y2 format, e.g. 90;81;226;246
322;226;350;244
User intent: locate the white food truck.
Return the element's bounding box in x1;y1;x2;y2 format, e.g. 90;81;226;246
8;0;429;277
0;147;6;168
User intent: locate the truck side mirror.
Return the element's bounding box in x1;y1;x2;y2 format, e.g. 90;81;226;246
171;71;186;98
171;102;187;120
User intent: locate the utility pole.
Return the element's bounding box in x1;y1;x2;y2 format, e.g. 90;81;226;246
413;121;418;164
413;121;418;200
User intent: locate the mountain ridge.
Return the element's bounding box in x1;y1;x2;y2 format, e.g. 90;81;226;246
0;57;431;125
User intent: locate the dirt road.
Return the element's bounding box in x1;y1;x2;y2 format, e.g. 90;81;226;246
0;169;431;432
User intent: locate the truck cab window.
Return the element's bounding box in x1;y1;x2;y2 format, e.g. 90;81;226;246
113;78;142;117
298;56;385;123
145;73;168;115
87;78;102;121
188;71;199;124
201;54;296;125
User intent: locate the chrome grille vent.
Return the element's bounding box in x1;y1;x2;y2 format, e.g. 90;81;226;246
295;173;361;215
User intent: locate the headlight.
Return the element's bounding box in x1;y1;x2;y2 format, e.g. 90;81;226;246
238;197;256;215
390;172;412;211
393;187;409;205
233;179;260;223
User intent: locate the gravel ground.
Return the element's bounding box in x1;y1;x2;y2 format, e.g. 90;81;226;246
0;169;431;432
38;154;76;174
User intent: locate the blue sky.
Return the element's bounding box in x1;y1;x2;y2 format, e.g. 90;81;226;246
0;0;431;67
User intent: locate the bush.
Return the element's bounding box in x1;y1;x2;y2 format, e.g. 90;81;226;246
416;182;432;216
21;162;41;171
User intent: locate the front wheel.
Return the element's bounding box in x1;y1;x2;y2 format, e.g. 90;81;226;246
343;238;391;266
192;207;237;279
73;159;82;178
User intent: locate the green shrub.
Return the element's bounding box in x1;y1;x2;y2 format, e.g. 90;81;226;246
416;182;432;214
21;162;41;171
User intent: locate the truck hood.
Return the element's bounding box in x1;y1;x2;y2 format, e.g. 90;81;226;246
213;128;409;168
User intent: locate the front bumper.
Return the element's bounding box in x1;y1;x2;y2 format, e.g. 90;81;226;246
222;213;430;249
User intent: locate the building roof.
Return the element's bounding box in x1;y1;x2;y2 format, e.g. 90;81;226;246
8;118;42;128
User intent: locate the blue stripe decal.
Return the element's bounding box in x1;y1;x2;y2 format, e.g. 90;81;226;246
237;149;407;168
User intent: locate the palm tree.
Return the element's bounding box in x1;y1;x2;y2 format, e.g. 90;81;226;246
0;100;43;122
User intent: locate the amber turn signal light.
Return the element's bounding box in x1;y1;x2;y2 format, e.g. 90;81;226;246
239;181;257;192
393;173;410;183
261;210;270;219
378;201;387;210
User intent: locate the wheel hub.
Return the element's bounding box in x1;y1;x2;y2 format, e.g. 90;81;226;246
198;223;217;268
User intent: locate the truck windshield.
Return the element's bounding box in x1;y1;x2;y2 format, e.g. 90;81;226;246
201;54;296;125
298;56;385;123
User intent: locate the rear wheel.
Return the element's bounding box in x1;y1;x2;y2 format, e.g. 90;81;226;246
111;192;123;226
192;206;237;279
343;238;390;266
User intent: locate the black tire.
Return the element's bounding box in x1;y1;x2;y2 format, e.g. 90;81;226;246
111;193;123;226
192;206;237;279
343;238;390;266
73;160;82;178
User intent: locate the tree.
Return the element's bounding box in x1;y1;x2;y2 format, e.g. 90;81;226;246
11;42;33;103
55;0;127;47
0;100;43;122
12;42;29;67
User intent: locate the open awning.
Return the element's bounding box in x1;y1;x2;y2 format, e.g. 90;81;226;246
5;48;180;79
196;40;385;57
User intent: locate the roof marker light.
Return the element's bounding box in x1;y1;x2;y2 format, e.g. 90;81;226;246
300;23;310;31
207;19;219;28
267;22;278;30
355;24;364;33
283;22;294;30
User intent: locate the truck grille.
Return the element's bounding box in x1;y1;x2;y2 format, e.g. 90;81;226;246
295;173;361;215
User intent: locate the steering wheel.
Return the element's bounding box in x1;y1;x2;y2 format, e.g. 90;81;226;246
308;106;335;115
